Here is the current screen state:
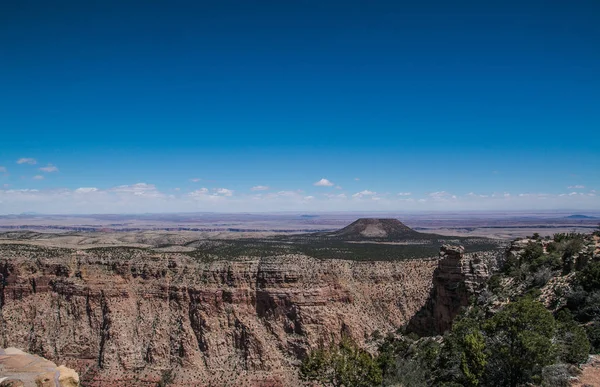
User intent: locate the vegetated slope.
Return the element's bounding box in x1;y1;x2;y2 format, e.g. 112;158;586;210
362;230;600;387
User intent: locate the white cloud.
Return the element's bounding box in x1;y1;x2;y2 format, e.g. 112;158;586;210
189;188;209;197
109;183;163;197
324;193;348;199
397;192;411;196
190;178;201;182
1;184;600;214
251;185;269;191
268;190;303;198
17;158;37;165
314;178;334;187
75;187;98;193
352;190;376;198
32;175;44;180
0;166;6;173
429;191;450;198
468;192;490;198
215;188;233;196
354;178;360;181
335;185;343;190
427;191;459;202
39;164;59;173
519;193;551;198
568;185;585;189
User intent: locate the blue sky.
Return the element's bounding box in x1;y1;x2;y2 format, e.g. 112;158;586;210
0;0;599;213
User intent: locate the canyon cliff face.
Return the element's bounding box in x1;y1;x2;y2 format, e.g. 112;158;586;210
408;245;499;335
0;244;437;386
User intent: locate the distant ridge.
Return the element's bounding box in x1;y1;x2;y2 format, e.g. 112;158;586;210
325;218;423;240
565;214;596;219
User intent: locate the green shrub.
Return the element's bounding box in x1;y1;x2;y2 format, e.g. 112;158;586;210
487;274;503;294
585;320;600;354
556;310;591;364
576;261;600;291
384;357;429;387
483;299;557;387
301;335;382;387
531;252;562;272
541;364;572;387
522;242;544;263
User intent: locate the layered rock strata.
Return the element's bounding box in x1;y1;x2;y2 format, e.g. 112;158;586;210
408;245;496;335
0;245;437;386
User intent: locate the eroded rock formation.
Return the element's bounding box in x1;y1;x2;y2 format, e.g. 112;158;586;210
408;245;497;335
0;245;437;386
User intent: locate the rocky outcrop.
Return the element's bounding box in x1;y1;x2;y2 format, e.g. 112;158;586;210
0;347;79;387
408;245;497;335
0;244;438;386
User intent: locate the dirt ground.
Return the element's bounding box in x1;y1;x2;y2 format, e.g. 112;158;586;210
572;356;600;387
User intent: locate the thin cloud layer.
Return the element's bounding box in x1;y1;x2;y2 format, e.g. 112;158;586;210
216;188;234;196
39;164;59;173
352;190;377;198
17;158;37;165
75;187;99;193
251;185;270;191
1;184;599;214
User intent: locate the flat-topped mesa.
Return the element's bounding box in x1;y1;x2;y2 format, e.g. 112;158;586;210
326;218;422;240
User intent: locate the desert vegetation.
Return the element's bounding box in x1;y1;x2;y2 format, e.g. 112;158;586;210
301;231;599;386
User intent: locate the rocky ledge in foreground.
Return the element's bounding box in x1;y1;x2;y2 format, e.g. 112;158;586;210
0;347;79;387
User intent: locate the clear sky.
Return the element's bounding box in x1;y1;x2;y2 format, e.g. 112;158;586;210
0;0;598;213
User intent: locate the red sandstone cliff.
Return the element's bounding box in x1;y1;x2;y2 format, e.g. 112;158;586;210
0;245;437;386
408;245;498;335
